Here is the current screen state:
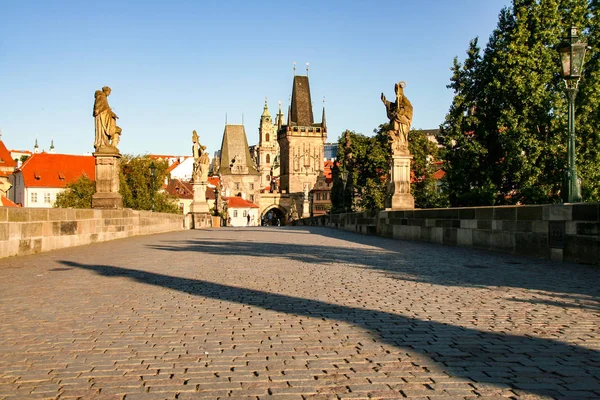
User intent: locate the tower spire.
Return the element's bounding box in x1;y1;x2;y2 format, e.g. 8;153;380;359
321;97;327;131
262;96;271;117
306;62;309;76
293;62;296;76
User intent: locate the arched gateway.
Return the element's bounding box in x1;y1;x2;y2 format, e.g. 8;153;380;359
261;205;287;226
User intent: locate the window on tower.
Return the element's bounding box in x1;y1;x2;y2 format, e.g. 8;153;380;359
266;133;270;142
266;154;270;164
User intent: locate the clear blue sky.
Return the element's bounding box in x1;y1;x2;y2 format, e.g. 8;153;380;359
1;0;510;157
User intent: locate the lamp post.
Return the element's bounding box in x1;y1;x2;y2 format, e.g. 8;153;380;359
558;26;588;203
149;161;157;212
340;170;349;212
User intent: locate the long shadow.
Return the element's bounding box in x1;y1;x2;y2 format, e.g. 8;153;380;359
62;260;600;398
148;227;600;311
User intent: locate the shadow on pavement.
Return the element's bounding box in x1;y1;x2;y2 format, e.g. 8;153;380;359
149;226;600;312
61;259;600;398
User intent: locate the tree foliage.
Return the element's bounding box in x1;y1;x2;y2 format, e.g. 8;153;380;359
440;0;599;206
54;175;96;209
55;155;180;213
330;126;445;213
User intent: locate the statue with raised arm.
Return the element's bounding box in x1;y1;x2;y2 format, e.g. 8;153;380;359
381;81;413;154
192;131;210;183
93;86;121;152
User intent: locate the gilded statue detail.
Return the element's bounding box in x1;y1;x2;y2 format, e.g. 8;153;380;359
381;81;413;154
93;86;121;152
192;130;210;183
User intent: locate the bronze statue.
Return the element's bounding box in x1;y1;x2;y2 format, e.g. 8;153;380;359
93;86;121;152
381;81;413;153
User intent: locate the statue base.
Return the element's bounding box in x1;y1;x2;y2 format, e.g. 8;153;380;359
388;153;415;210
302;199;311;218
92;192;123;209
92;152;123;209
191;212;212;229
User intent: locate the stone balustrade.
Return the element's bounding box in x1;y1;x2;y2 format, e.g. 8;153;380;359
297;203;599;265
0;207;185;258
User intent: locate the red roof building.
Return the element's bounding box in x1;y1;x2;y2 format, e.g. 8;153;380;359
12;153;95;208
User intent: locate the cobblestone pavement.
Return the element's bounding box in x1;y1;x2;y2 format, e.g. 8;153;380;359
0;227;599;400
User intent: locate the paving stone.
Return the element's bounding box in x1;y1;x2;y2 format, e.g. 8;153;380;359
0;227;599;399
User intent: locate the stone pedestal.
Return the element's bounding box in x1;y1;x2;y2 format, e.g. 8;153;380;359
190;182;211;229
302;198;311;218
92;152;123;209
389;153;414;210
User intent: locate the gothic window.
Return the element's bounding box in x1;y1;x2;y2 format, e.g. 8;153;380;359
266;154;270;164
266;133;270;142
235;182;240;190
250;183;254;190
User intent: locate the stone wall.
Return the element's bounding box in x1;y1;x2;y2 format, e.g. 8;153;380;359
0;208;185;258
297;203;600;266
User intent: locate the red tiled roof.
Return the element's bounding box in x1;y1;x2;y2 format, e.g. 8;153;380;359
433;169;446;180
207;176;220;187
224;196;259;209
1;196;19;207
19;153;95;188
165;179;193;199
0;141;17;169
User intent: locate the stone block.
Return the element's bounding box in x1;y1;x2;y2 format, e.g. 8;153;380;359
515;232;548;258
9;224;21;240
431;227;443;244
515;220;532;232
576;222;600;236
443;228;457;245
565;221;577;235
49;208;68;221
564;235;600;265
475;207;494;220
22;222;43;238
457;228;473;246
76;209;95;220
8;208;29;222
458;208;476;219
460;219;477;229
550;248;563;262
545;204;572;221
29;208;49;221
494;207;516;220
492;220;502;231
516;205;544;220
532;220;548;233
491;230;515;252
53;221;78;236
0;224;8;241
0;208;7;222
572;203;599;221
473;229;492;250
477;220;492;230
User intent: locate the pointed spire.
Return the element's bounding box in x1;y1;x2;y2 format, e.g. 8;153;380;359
225;113;228;124
276;100;284;130
321;102;327;131
306;62;309;76
293;62;296;76
49;138;55;154
287;105;291;126
34;138;39;154
262;96;271;118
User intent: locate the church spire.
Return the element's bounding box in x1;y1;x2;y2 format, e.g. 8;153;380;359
321;106;327;131
49;138;55;154
276;100;284;130
261;97;271;118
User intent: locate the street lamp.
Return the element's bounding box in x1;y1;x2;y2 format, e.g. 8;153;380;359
558;26;588;203
340;170;349;212
149;161;157;211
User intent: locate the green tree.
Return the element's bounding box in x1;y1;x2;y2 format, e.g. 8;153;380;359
54;175;96;208
119;155;180;213
441;0;598;205
409;129;449;208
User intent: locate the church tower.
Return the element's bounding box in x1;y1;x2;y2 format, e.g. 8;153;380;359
256;99;280;188
277;74;327;195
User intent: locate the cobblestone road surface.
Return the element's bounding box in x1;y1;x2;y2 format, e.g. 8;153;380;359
0;227;599;399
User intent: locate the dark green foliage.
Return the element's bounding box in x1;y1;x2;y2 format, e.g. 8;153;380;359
440;0;599;206
55;155;180;214
120;155;180;214
409;129;449;209
54;175;96;209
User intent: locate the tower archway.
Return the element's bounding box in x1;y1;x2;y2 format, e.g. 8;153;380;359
261;205;287;226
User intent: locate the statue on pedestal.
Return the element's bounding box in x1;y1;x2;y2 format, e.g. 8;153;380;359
192;130;210;183
381;81;413;154
93;86;121;153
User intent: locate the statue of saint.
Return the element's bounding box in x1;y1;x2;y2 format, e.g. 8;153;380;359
381;81;413;153
192;130;200;159
192;131;210;183
93;86;121;152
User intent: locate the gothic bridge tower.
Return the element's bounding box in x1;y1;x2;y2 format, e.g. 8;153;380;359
277;74;327;195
